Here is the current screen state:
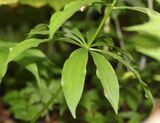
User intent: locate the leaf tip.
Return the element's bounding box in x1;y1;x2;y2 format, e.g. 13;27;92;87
69;105;77;119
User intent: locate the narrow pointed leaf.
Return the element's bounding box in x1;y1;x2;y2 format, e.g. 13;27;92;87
6;38;47;63
136;47;160;62
26;63;40;86
71;28;86;45
49;0;101;39
102;51;153;103
27;24;49;38
0;48;9;83
55;38;83;47
115;6;160;38
61;48;88;118
14;49;46;86
91;51;119;114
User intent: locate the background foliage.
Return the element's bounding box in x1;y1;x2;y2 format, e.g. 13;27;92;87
0;0;160;123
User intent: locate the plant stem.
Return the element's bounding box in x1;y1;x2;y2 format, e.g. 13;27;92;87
114;18;131;63
88;0;117;47
147;0;153;10
30;85;62;123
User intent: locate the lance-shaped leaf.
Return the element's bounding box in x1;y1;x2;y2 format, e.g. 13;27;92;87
102;51;153;103
15;49;46;86
0;41;17;83
115;6;160;38
91;51;119;114
49;0;101;39
6;38;47;63
0;47;9;83
136;47;160;62
61;48;88;118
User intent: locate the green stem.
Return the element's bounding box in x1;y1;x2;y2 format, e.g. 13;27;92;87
147;0;153;10
88;0;117;47
30;85;62;123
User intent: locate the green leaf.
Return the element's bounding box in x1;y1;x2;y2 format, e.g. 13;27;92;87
115;6;160;38
48;0;76;11
0;0;18;5
27;24;49;38
157;0;160;4
0;47;9;83
15;49;47;86
64;29;84;46
100;51;153;103
49;0;101;39
91;51;119;114
19;0;46;8
0;41;17;83
27;63;40;85
6;38;47;63
55;38;83;47
136;47;160;62
71;28;86;45
61;48;88;118
80;90;101;110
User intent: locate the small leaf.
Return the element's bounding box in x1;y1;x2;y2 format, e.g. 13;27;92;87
55;38;82;47
15;49;47;86
71;28;86;45
6;38;47;63
61;48;88;118
27;24;49;38
26;63;40;86
64;29;84;46
91;51;119;114
49;0;101;39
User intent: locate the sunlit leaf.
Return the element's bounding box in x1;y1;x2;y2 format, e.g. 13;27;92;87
91;51;119;114
48;0;76;11
19;0;46;8
0;0;18;5
115;6;160;38
61;48;88;118
49;0;101;39
157;0;160;4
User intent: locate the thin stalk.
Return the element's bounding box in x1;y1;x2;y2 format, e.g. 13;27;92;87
30;85;62;123
147;0;153;10
114;18;130;63
88;0;117;47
